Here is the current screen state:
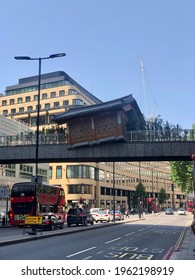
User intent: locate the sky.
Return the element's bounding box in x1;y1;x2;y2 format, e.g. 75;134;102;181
0;0;195;129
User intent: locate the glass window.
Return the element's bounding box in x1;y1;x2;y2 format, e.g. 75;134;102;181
34;95;38;101
27;106;33;112
54;102;59;108
50;92;56;98
3;110;8;115
10;99;15;105
56;166;62;179
63;100;69;106
72;99;84;105
26;96;31;102
2;100;7;106
45;103;50;110
49;166;52;179
42;93;47;100
59;90;65;96
17;98;22;104
11;108;16;114
19;107;24;113
68;89;77;95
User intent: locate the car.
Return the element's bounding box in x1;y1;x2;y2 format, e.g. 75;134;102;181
177;208;186;215
89;208;102;221
110;210;125;221
67;208;90;227
93;210;111;223
165;208;174;215
37;214;64;230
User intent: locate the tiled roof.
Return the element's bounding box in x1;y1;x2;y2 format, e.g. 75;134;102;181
53;94;143;124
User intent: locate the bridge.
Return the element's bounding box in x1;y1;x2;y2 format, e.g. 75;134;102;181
0;129;195;164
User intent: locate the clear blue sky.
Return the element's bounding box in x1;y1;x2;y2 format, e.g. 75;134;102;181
1;0;195;128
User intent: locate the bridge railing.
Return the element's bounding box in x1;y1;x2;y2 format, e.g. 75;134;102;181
125;129;195;142
0;129;194;146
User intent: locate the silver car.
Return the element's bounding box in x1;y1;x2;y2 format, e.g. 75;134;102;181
110;210;124;221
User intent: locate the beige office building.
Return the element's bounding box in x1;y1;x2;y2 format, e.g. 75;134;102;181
0;71;186;210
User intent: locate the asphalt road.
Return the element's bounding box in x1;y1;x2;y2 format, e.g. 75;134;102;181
0;213;189;260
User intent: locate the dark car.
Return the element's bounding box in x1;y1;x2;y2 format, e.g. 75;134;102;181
67;208;93;227
37;214;64;230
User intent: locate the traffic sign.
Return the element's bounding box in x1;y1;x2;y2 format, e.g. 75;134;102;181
191;153;195;160
25;216;43;225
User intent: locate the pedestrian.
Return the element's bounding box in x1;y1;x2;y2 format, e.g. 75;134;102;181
125;209;129;218
131;208;134;216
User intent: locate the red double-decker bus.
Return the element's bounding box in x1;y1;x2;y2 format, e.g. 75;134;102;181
9;182;66;226
147;197;159;213
186;199;195;213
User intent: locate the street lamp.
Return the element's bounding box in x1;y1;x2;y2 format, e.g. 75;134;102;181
14;53;66;217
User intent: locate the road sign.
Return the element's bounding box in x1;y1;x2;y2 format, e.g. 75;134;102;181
191;153;195;160
25;216;43;225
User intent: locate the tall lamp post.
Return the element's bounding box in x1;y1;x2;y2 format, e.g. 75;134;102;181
14;53;66;217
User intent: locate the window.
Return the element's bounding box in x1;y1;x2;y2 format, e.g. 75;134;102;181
49;166;52;179
68;89;77;95
3;110;8;116
63;100;69;106
34;95;38;101
42;93;47;99
2;100;7;106
72;99;84;106
54;102;59;108
59;90;65;96
17;98;22;104
11;108;16;114
27;106;33;112
56;166;62;179
19;107;24;113
10;99;15;105
45;103;50;110
66;165;95;179
26;96;31;102
50;92;56;98
68;184;91;194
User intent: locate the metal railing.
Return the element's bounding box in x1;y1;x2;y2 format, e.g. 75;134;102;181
0;129;194;147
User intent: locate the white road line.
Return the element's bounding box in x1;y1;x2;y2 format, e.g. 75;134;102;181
105;237;121;244
125;232;135;236
66;246;96;258
96;250;104;254
138;228;145;232
83;256;92;260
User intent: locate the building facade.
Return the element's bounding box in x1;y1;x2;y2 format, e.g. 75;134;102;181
0;71;186;210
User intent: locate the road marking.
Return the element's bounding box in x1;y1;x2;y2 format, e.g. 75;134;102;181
66;246;96;258
138;228;145;232
83;256;92;260
96;250;104;254
125;232;135;236
105;237;121;244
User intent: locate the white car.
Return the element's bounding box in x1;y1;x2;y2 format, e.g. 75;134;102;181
90;208;102;221
177;208;186;215
93;210;111;223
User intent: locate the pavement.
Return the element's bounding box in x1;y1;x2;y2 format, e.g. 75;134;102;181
0;213;195;260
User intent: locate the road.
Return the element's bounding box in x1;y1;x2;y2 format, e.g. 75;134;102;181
0;213;189;260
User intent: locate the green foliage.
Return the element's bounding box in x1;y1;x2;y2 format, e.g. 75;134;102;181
159;188;167;205
170;161;193;193
132;182;148;207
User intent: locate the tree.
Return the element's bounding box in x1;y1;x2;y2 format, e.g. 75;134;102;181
132;182;148;208
170;161;193;193
159;188;167;208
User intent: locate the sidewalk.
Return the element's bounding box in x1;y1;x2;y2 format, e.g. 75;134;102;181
171;219;195;260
